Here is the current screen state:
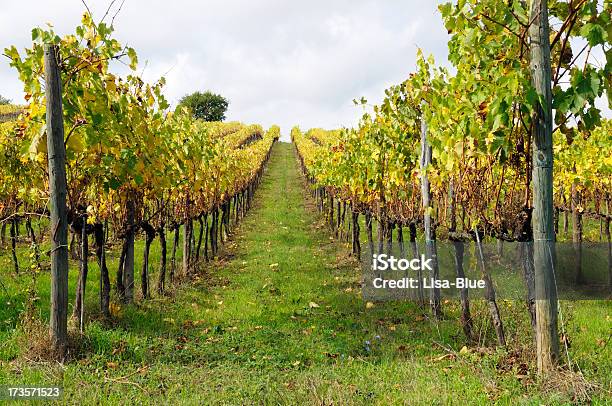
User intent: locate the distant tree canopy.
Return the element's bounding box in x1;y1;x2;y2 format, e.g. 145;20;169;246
177;91;229;122
0;94;11;105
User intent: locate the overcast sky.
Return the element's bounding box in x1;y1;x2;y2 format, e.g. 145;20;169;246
1;1;608;141
0;0;452;140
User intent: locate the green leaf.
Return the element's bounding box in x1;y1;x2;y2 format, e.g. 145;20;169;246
108;177;122;190
580;23;607;47
492;112;508;131
127;47;138;70
525;87;538;109
552;86;572;113
581;106;601;130
31;28;41;42
490;132;505;153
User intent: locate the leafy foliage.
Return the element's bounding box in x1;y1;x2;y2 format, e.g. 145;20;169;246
1;13;278;238
294;0;610;240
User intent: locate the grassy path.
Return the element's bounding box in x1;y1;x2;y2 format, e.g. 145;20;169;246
1;142;609;404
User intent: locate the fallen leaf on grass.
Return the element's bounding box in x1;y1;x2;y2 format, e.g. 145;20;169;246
106;362;119;369
112;343;126;356
309;302;320;308
137;365;149;376
109;303;122;317
561;333;571;348
433;353;456;362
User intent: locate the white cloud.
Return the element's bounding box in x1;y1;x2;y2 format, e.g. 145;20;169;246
0;1;451;140
5;1;605;142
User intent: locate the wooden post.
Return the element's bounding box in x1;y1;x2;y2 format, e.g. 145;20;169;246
203;214;209;262
452;240;473;341
170;223;180;282
351;205;361;259
44;44;69;356
123;194;135;303
157;223;167;294
96;221;111;318
606;196;611;288
529;0;559;373
420;114;442;319
409;223;424;306
73;214;88;332
183;215;192;274
571;181;583;284
521;240;537;333
10;219;18;274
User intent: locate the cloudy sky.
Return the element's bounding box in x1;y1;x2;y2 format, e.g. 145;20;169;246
1;1;608;141
0;0;452;140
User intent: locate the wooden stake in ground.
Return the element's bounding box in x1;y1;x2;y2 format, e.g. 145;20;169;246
44;44;69;356
528;0;559;373
73;214;88;332
123;194;136;303
420;115;442;319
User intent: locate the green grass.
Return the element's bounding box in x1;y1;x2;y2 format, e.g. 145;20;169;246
0;142;610;405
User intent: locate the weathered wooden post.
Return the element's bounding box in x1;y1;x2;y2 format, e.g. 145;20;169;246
73;214;88;332
123;194;136;303
44;44;69;356
420;112;442;319
528;0;559;373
